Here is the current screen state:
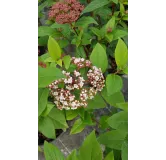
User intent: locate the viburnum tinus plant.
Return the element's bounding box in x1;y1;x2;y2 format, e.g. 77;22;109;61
38;0;128;160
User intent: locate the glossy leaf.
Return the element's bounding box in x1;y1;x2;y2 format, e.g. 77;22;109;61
38;88;49;116
38;67;65;88
106;74;123;95
90;43;108;73
38;117;55;139
48;36;61;61
44;141;64;160
78;131;103;160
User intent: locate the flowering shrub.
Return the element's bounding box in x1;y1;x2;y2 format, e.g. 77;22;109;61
38;0;128;159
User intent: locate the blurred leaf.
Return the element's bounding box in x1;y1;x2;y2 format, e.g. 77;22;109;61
48;36;61;61
44;141;64;160
76;17;98;28
78;131;103;160
90;43;108;72
66;150;78;160
115;102;128;112
106;74;123;95
38;26;57;37
112;29;128;40
121;139;128;160
38;117;55;139
70;119;86;135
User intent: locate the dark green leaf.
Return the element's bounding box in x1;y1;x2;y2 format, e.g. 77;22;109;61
44;141;64;160
115;102;128;112
41;103;55;117
75;17;98;28
112;29;128;40
99;116;110;129
82;0;110;14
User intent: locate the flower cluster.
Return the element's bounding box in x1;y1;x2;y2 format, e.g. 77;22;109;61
48;57;105;110
48;0;84;24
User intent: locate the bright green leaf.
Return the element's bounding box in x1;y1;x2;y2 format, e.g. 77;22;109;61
82;0;110;14
106;74;123;95
98;130;127;150
90;43;108;72
62;55;71;69
48;36;61;61
104;151;114;160
41;103;55;117
66;150;78;160
78;131;103;160
48;108;68;129
65;110;78;121
56;59;62;67
38;117;55;139
44;141;64;160
115;38;128;70
38;88;49;116
115;102;128;112
70;119;85;135
38;67;65;88
107;111;128;132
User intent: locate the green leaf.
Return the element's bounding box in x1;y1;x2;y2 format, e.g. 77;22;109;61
41;103;55;117
65;110;78;120
66;150;78;160
70;119;86;135
82;0;110;14
44;57;55;63
48;108;68;129
99;116;110;129
112;0;118;4
62;55;71;69
104;151;114;160
86;93;106;110
90;27;103;40
83;111;94;125
78;130;103;160
101;88;125;106
38;88;49;116
121;139;128;160
38;67;65;88
77;107;85;119
112;29;128;40
38;117;55;139
107;111;128;132
44;141;64;160
48;36;61;61
98;130;127;150
38;36;49;46
56;59;62;67
90;43;108;73
75;17;98;28
38;26;56;37
106;74;123;95
106;16;116;31
115;38;128;70
115;102;128;112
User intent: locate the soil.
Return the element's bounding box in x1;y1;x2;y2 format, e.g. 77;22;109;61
38;129;63;145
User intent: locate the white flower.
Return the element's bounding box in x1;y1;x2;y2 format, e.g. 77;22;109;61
81;58;84;62
67;77;73;83
74;70;80;77
74;58;80;64
74;84;78;89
